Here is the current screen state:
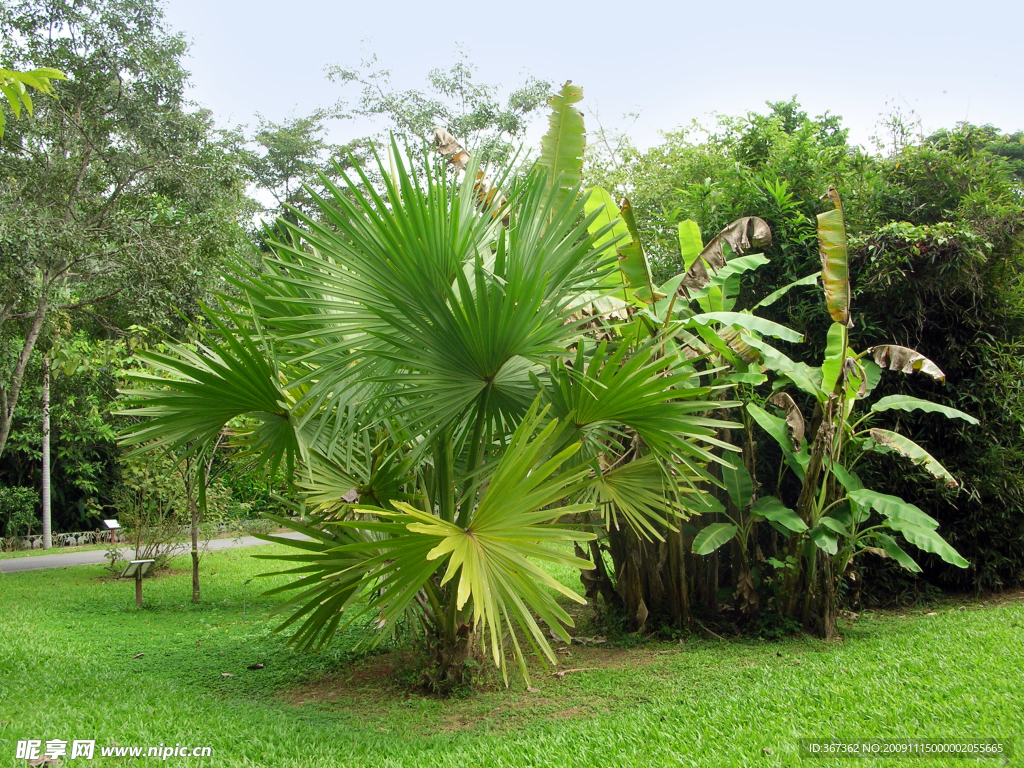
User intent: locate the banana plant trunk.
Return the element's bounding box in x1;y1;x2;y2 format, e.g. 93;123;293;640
802;549;839;640
784;393;840;639
606;523;693;631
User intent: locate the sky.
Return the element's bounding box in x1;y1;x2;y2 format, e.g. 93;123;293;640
161;0;1023;153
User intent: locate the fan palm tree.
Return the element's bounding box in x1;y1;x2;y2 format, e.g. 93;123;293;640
118;136;735;688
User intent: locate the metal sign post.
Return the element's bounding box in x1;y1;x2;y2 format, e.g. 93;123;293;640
121;559;155;607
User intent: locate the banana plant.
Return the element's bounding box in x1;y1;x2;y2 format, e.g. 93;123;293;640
581;182;974;631
577;180;829;620
742;189;974;636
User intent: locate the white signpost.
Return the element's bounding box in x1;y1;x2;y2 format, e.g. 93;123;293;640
102;519;120;545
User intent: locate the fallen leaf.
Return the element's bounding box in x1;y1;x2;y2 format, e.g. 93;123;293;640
925;612;938;616
526;686;541;693
132;652;144;659
247;663;265;670
220;672;234;678
763;748;774;755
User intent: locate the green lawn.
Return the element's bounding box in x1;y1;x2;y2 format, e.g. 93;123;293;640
0;545;1020;767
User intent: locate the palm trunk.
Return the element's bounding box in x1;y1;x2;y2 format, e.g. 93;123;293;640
425;596;478;693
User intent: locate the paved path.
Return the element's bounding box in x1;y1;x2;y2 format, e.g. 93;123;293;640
0;531;308;574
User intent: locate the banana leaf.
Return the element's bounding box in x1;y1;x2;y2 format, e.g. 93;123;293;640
868;345;946;383
538;81;585;210
816;187;852;327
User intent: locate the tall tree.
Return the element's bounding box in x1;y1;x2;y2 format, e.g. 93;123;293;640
0;0;251;459
239;110;347;222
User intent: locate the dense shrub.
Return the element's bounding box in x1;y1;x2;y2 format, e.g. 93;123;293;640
0;483;38;541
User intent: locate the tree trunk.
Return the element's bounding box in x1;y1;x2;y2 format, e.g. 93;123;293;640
703;550;720;614
190;465;204;604
191;499;200;603
0;293;48;459
574;539;621;617
41;357;51;550
425;620;478;694
665;528;692;627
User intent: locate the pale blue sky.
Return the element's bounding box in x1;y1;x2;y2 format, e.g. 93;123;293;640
162;0;1022;151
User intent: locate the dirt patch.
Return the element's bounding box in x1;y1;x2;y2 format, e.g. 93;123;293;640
278;640;681;734
972;587;1024;606
282;653;407;710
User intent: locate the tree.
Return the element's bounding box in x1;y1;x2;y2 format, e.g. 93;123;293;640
118;86;732;688
240;49;552;230
239;110;349;223
326;49;551;169
0;0;252;460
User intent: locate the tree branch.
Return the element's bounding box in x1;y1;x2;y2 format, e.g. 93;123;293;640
7;290;122;319
0;288;49;459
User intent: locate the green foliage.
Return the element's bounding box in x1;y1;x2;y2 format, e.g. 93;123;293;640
239;111;348;221
592;98;1024;596
691;522;739;555
0;482;38;540
324;49;551;169
0;0;252;331
0;65;64;137
849;133;1024;590
0;335;120;530
0;0;254;464
538;82;585;211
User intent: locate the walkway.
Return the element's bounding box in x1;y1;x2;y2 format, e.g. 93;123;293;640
0;531;308;574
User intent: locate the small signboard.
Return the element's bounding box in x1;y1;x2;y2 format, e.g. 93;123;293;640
121;559;155;579
123;559;156;607
102;519;121;530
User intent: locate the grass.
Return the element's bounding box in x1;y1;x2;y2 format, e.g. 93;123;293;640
0;545;1020;767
